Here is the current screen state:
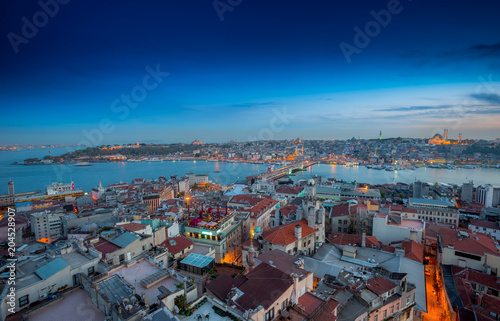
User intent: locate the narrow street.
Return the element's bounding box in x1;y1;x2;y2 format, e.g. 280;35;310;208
422;265;451;321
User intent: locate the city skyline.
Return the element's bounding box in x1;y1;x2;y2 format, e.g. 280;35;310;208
1;0;500;144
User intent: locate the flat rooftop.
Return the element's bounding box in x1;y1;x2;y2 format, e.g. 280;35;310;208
408;198;453;207
28;289;105;321
388;218;424;230
180;300;239;321
109;259;181;305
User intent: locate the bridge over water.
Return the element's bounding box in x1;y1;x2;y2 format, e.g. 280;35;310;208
246;161;317;185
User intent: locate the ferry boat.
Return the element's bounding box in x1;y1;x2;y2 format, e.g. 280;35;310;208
74;162;91;166
148;157;163;162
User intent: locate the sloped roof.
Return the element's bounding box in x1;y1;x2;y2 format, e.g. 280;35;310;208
119;222;147;232
440;228;500;256
93;237;121;257
35;257;69;280
206;273;247;301
328;233;381;248
262;219;318;245
160;235;194;255
112;232;140;248
236;263;293;310
365;276;396;295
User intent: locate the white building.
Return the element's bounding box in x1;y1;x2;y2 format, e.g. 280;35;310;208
476;184;494;208
373;213;424;245
46;181;74;195
188;174;209;187
468;219;500;239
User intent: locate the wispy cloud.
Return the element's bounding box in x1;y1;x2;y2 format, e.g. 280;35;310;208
376;104;453;112
470;93;500;105
229;102;276;108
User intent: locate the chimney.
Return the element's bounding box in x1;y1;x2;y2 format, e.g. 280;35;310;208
295;224;302;240
362;232;366;248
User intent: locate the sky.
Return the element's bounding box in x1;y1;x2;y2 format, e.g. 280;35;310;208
1;0;500;145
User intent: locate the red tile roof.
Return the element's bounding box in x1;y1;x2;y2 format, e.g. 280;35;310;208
469;219;500;230
401;240;424;263
328;233;381;248
119;222;147;232
248;198;279;219
236;263;293;310
440;228;500;257
366;276;397;295
262;219;318;245
92;237;121;257
229;195;266;207
453;266;500;292
159;236;194;255
280;205;298;217
312;297;338;321
206;263;293;311
297;293;324;319
276;185;304;195
329;204;352;218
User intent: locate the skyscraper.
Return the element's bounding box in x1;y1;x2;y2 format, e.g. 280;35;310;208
461;181;473;203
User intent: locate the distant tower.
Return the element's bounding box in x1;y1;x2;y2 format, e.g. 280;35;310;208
248;239;256;267
379;130;382;140
8;181;14;195
458;133;462;143
444;129;448;141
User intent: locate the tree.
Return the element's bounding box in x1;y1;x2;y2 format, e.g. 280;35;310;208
192;183;198;190
380;190;386;198
174;294;186;311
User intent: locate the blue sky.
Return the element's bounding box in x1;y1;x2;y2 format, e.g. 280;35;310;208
1;0;499;144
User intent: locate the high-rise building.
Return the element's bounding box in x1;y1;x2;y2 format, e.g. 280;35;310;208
8;181;14;195
476;184;494;208
413;181;429;199
494;187;500;207
461;181;473;203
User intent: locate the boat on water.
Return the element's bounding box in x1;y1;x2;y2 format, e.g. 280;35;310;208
462;165;476;169
385;166;395;171
148;157;163;162
74;162;92;166
127;159;142;162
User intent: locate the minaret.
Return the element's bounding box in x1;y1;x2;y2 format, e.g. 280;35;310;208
8;181;14;196
379;130;382;140
248;239;256;267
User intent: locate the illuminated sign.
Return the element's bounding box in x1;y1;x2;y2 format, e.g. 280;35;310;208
202;231;212;236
